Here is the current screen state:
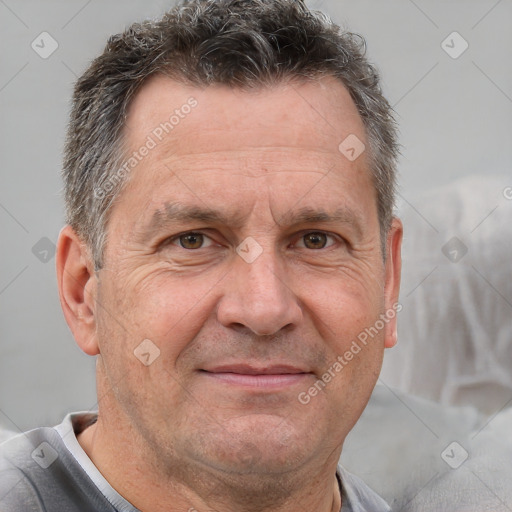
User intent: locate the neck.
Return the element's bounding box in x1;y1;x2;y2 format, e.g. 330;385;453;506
77;412;342;512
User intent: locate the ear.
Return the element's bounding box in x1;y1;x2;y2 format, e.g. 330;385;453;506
383;217;403;349
56;225;99;356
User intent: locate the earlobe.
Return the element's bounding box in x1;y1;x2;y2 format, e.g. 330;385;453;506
56;225;100;356
383;217;403;349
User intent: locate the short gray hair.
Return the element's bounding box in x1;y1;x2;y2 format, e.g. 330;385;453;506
63;0;399;270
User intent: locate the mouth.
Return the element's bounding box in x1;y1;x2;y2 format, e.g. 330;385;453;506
199;364;313;389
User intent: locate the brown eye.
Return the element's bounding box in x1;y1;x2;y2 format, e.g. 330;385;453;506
303;232;328;249
178;233;204;249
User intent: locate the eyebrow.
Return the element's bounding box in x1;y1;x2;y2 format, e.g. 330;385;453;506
277;206;364;235
140;202;364;241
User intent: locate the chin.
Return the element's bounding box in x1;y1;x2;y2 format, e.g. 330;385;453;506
186;414;316;476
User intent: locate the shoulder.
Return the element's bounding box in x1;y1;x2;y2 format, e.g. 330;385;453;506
338;465;391;512
0;418;112;512
0;427;62;511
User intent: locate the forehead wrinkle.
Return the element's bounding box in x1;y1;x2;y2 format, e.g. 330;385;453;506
160;150;339;178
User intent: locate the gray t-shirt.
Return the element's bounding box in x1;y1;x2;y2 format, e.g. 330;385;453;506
0;413;390;512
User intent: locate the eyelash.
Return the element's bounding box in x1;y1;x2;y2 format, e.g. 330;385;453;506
167;231;341;250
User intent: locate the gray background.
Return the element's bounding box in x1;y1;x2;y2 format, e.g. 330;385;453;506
0;0;511;432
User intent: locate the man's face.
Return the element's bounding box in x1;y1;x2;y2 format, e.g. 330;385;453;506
91;75;401;479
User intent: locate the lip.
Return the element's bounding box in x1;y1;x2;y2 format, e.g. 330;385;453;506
199;364;313;389
203;364;308;375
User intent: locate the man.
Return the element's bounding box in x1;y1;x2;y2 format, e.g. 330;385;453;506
0;0;402;510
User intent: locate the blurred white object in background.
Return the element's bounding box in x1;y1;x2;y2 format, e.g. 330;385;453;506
343;384;512;511
381;174;512;415
0;429;16;444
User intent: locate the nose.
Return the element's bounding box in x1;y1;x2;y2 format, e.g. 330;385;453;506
216;248;303;336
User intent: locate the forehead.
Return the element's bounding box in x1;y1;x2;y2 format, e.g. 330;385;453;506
124;74;366;157
116;75;375;230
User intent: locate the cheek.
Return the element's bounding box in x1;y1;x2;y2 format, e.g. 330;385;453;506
94;272;218;426
97;266;221;363
299;269;385;408
335;298;386;385
299;266;385;345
